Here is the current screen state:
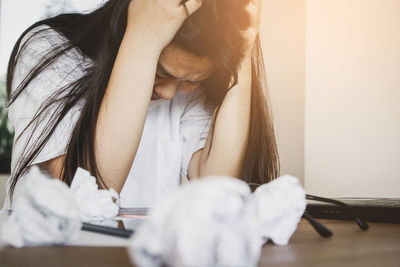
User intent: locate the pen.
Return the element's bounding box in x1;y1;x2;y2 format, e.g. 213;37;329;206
81;222;134;238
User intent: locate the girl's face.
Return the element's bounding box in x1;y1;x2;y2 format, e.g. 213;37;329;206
153;44;215;100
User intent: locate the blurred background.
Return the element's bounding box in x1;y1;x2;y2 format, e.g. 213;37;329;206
0;0;399;207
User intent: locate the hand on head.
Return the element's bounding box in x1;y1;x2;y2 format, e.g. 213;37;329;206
126;0;203;52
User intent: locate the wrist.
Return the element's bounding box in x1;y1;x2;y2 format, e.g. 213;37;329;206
122;26;163;61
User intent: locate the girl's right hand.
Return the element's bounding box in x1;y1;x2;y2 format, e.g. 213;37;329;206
126;0;202;53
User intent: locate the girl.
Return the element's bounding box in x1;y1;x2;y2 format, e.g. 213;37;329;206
4;0;279;208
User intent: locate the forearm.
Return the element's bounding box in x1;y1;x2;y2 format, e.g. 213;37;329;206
197;53;252;177
95;28;161;192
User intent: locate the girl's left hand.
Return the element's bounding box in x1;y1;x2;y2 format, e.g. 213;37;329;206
242;0;261;54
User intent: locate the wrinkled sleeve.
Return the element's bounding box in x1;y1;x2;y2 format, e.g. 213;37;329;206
8;25;89;171
179;93;213;176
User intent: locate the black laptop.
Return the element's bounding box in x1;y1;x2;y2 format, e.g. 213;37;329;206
306;198;400;224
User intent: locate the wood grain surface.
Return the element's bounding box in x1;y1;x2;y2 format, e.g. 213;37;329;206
1;219;399;267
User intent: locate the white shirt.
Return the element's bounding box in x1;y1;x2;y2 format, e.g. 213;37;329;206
3;25;212;209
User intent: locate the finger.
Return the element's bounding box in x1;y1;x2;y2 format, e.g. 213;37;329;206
250;0;261;9
179;0;202;17
246;0;261;28
247;0;261;18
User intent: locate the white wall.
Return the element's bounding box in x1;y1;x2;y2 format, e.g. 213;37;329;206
261;0;306;184
305;0;400;197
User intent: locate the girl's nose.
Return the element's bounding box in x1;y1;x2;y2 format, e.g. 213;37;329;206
155;79;179;100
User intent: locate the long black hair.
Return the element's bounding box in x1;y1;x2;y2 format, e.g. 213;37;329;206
6;0;279;199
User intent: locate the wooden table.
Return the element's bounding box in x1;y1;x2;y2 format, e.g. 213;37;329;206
1;219;399;266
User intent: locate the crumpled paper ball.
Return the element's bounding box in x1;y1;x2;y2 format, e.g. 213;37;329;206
71;168;119;222
251;175;307;245
0;166;81;248
128;175;306;267
0;166;119;247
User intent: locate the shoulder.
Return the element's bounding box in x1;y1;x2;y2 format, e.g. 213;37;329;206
174;88;210;113
181;89;213;118
17;24;90;71
19;25;67;60
22;24;65;47
175;89;213;130
11;24;91;91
